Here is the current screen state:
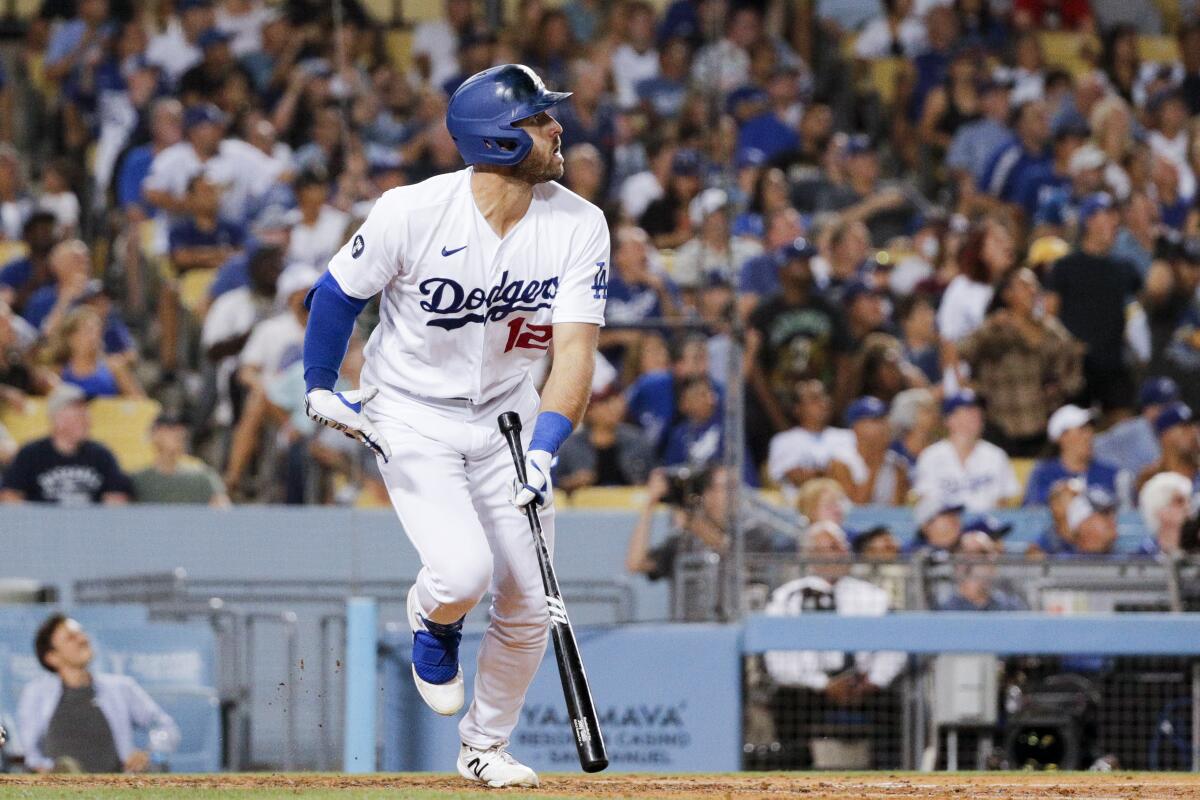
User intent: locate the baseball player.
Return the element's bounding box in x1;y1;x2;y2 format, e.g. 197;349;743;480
301;65;608;787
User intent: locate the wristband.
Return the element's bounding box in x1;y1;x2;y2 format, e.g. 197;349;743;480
529;411;573;455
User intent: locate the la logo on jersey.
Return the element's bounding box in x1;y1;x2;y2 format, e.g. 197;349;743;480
419;270;559;330
591;262;607;300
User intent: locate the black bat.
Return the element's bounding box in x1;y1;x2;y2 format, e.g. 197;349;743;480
498;411;608;774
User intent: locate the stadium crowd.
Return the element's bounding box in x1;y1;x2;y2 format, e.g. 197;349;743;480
1;0;1200;557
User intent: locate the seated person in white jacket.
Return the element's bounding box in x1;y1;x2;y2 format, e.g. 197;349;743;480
17;615;179;773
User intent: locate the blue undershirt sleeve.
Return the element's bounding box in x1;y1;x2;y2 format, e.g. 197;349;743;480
303;271;370;393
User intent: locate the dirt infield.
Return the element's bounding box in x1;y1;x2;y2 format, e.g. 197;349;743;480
2;772;1200;800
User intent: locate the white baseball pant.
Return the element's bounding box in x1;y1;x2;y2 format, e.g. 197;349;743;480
368;379;554;749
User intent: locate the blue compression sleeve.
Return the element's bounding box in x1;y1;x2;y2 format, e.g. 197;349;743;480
529;411;573;455
303;271;369;393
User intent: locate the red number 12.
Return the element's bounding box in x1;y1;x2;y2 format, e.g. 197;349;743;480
504;317;552;352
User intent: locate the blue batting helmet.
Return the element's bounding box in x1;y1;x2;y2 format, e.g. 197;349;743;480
446;64;571;167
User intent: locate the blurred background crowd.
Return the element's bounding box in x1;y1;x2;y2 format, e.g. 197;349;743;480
2;0;1200;562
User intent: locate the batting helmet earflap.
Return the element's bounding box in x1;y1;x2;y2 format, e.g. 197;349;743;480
446;64;572;167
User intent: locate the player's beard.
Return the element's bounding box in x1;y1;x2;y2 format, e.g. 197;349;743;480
513;142;564;184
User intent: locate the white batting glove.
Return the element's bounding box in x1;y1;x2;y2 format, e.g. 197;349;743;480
304;386;392;462
511;449;554;509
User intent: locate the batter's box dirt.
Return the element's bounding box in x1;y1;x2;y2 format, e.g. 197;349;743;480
2;773;1200;800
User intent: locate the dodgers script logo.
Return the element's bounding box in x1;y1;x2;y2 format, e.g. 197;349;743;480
419;270;558;330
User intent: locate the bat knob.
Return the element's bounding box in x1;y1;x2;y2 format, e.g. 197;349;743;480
498;411;522;435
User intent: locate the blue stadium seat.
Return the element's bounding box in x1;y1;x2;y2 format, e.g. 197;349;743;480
142;685;222;773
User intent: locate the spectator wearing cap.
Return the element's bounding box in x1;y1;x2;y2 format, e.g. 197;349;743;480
937;218;1016;344
1136;472;1193;556
887;387;938;476
143;102;288;226
672;188;762;290
42;306;143;399
285;170;349;270
1059;487;1120;556
554;382;653;493
829;396;909;505
1023;405;1125;506
745;239;853;437
179;27;249;105
1045;192;1143;413
736;210;805;318
131;413;229;505
636;36;690;121
767;380;856;498
1136;402;1200;494
914;390;1021;512
734;85;800;164
763;521;905;769
0;384;131;505
223;264;319;490
1094;377;1179;476
813;135;916;246
906;495;965;556
850;525;900;561
1031;476;1085;556
946;76;1013;186
843;283;891;351
937;523;1026;611
853;0;927;59
979;99;1052;206
638;148;703;250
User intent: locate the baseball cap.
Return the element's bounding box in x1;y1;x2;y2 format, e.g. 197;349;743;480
845;134;873;157
688;188;727;226
671;148;702;177
843;280;882;305
915;494;965;528
1139;376;1180;409
1068;144;1106;176
778;237;817;262
197;28;232;49
848;525;892;553
1027;235;1070;268
1155;402;1194;436
276;264;321;302
1077;192;1115;226
725;85;768;116
47;383;87;416
942;390;981;415
735;147;768;170
1066;487;1117;533
1047;404;1094;443
845;396;888;426
962;514;1013;539
184;103;228;130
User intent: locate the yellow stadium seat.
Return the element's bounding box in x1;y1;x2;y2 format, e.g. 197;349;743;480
1138;35;1180;64
87;397;161;472
1038;31;1091;76
178;268;218;313
869;58;909;106
0;397;49;446
1011;457;1036;494
385;29;415;71
561;485;644;509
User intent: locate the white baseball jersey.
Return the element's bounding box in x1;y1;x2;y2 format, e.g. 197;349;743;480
328;167;609;405
913;438;1021;512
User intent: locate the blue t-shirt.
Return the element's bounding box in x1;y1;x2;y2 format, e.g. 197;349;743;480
636;76;687;119
62;360;120;398
0;257;33;292
1016;165;1070;219
169;218;246;255
208;251;251;299
738;251;781;297
980;139;1052;204
1023;458;1120;506
605;272;678;324
626;371;676;452
116;145;155;212
736;113;799;162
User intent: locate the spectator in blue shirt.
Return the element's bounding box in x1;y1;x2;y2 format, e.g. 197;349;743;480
736;209;805;317
979;99;1052;204
1094;376;1179;477
636;37;691;120
905;494;965;556
168;175;246;271
1024;404;1124;506
114;98;184;220
946;76;1013;183
627;333;713;454
0;212;60;315
1031;142;1107;237
602;225;680;353
43;0;116;86
937;526;1026;611
1014;123;1088;220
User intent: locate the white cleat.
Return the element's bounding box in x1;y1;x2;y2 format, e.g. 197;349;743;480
457;742;540;788
407;585;465;716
